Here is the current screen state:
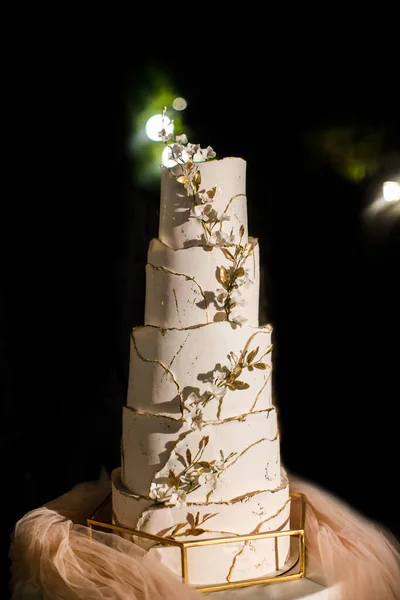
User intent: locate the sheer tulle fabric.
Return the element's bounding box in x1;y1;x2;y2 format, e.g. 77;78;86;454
290;476;400;599
9;475;400;599
10;479;201;600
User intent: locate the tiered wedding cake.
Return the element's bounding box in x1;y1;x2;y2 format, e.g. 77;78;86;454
112;112;291;587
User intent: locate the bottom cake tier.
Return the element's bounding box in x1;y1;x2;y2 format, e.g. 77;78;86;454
112;467;291;587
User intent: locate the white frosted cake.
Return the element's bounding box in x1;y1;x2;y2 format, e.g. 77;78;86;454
112;113;291;587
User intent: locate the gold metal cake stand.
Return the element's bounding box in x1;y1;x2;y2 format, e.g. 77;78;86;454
87;491;306;594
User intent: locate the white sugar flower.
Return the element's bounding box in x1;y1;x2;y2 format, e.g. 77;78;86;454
208;230;236;247
194;146;216;162
168;489;187;508
149;482;170;501
229;310;248;326
191;408;204;430
158;128;173;142
198;190;215;204
207;380;227;400
190;203;216;223
212;459;226;472
185;391;202;406
183;393;204;430
229;288;246;308
184;404;204;431
213;368;228;385
169;143;185;160
185;143;200;156
175;134;188;144
235;268;253;290
198;471;218;491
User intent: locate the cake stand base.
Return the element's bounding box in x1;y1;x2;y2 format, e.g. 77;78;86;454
207;578;340;599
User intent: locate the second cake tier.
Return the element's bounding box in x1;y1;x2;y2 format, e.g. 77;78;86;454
145;237;260;329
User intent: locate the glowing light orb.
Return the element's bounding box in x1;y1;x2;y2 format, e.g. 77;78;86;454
145;114;174;142
172;97;187;111
161;145;190;168
383;180;400;202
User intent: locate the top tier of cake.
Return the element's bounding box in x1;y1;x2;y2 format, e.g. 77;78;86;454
159;157;248;250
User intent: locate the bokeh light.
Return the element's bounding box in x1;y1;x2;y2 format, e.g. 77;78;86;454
383;180;400;202
172;97;187;111
145;114;174;142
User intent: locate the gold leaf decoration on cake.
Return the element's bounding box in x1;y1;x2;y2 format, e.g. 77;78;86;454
188;528;206;536
187;330;272;419
230;365;243;380
193;170;201;191
168;469;180;489
207;186;217;199
150;444;237;507
220;247;235;262
200;435;209;448
226;380;250;390
246;347;259;364
186;448;192;465
185;157;193;171
167;511;220;539
195;461;212;469
177;175;190;185
170;522;188;536
215;237;257;325
218;265;230;285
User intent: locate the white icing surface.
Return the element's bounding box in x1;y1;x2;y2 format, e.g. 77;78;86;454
112;467;291;586
159;158;248;250
122;409;281;500
127;322;273;421
145;237;260;328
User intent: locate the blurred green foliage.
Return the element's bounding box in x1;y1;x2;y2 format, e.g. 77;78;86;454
306;125;385;182
126;66;190;190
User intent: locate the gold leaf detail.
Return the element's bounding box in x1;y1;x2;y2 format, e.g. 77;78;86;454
235;266;245;278
185;158;193;171
186;448;192;465
247;347;259;364
218;265;230;286
239;224;245;239
170;522;187;536
197;461;211;469
177;175;189;184
200;435;209;448
245;243;253;252
168;469;180;489
189;528;206;536
254;363;268;370
193;170;201;189
195;511;200;526
221;247;235;262
203;513;218;522
207;186;216;199
230;365;242;380
226;380;250;390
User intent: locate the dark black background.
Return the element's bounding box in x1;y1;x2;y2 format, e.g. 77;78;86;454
2;41;399;597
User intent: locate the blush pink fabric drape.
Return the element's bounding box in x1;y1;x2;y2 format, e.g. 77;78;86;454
9;474;400;599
